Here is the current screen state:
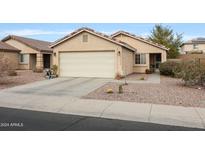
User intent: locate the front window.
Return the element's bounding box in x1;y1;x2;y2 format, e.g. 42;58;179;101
193;44;198;49
20;54;29;64
135;53;146;64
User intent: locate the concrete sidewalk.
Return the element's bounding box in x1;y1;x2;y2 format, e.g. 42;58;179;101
0;92;204;129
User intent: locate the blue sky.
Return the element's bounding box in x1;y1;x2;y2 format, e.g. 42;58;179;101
0;23;205;42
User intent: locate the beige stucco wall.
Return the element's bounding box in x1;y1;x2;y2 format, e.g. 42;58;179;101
52;32;130;77
114;34;167;73
133;53;150;73
121;47;134;75
19;63;29;70
181;44;205;53
5;39;38;54
5;39;38;70
0;50;19;70
4;39;47;70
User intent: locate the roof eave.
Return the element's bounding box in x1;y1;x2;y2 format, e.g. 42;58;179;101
1;35;11;42
50;29;136;52
50;30;84;48
2;35;52;52
112;32;169;51
0;48;21;52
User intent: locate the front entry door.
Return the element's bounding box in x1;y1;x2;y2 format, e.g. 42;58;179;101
43;54;51;69
155;54;161;69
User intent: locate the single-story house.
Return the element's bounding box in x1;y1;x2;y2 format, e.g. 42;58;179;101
50;28;168;78
111;31;168;73
2;35;53;71
50;28;136;78
0;41;20;70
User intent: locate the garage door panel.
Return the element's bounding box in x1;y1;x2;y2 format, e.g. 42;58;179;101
60;51;115;78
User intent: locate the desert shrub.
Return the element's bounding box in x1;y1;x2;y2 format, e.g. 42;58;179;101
159;61;181;77
145;69;152;74
177;60;205;86
7;70;17;76
52;65;58;75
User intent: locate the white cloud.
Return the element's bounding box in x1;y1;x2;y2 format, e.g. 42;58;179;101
0;29;73;36
139;32;150;38
100;30;117;35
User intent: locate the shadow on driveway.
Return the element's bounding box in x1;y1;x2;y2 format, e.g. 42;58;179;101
0;107;204;131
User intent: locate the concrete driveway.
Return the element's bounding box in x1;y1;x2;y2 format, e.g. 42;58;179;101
0;77;111;97
0;77;205;130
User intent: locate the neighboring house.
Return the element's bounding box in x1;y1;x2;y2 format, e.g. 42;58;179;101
2;35;53;71
0;41;20;70
111;31;168;73
50;28;168;78
180;37;205;54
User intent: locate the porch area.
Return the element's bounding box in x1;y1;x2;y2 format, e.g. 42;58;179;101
149;53;162;72
133;52;166;73
29;53;52;71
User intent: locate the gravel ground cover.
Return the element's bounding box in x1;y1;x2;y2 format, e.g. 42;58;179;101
84;76;205;108
0;70;44;90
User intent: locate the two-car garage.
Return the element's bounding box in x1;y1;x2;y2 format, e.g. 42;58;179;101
59;51;115;78
51;28;136;78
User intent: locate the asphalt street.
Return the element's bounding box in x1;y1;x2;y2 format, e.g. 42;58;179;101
0;107;204;131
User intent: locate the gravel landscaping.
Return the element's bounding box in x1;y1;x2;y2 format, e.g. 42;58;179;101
84;76;205;108
0;70;44;90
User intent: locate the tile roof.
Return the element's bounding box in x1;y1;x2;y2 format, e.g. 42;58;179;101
50;27;137;52
2;35;53;52
0;41;20;52
111;31;169;51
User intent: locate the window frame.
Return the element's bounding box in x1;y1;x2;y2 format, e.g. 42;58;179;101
193;44;199;49
19;54;29;64
134;53;146;65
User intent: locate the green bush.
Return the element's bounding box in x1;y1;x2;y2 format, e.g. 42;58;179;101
177;60;205;86
159;61;181;77
52;65;58;75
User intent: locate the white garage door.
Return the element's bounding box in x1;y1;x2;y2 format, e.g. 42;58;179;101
59;51;115;78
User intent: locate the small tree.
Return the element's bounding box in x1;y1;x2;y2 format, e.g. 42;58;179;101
149;24;183;59
159;61;181;77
